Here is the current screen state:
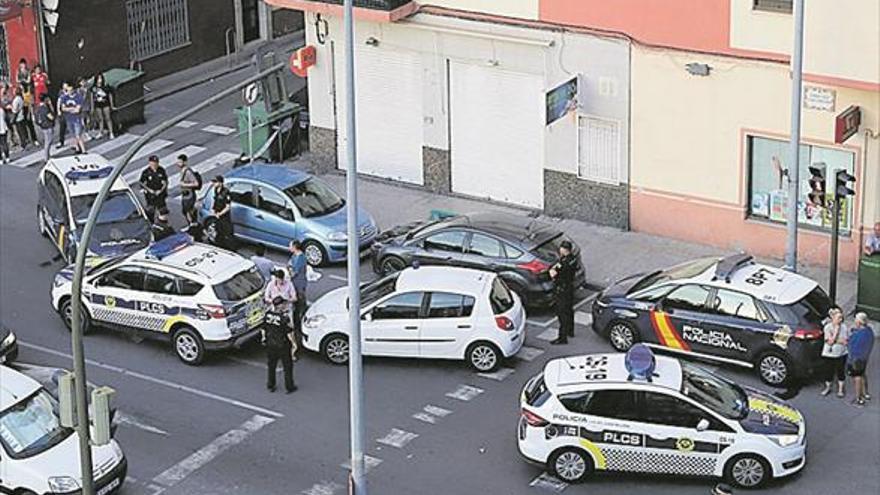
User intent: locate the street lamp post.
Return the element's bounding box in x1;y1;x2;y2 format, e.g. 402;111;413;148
68;63;285;495
784;0;806;272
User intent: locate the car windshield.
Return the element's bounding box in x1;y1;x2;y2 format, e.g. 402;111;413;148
71;191;142;225
284;178;344;218
629;257;718;294
213;267;264;301
0;390;72;458
680;362;748;420
361;273;399;307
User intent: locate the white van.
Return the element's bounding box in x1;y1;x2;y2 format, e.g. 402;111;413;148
0;365;126;494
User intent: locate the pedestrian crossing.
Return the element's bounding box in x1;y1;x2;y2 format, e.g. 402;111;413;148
123;150;239;196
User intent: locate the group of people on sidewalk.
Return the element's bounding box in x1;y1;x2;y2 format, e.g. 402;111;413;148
821;309;874;407
0;58;116;164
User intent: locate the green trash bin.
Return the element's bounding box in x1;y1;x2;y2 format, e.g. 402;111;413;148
101;68;145;130
234;100;300;161
856;256;880;320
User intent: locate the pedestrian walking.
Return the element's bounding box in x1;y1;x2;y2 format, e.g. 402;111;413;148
177;154;200;226
151;207;175;241
91;73;115;139
10;86;30;150
288;240;308;357
262;299;297;394
550;240;577;345
58;82;86;154
209;175;234;250
34;93;56;162
31;64;49;104
0;106;10;164
139;155;168;222
847;312;874;407
821;308;849;398
250;244;275;282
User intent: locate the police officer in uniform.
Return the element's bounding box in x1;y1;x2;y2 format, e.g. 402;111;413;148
263;297;297;393
209;175;233;249
139;155;168;222
550;240;577;345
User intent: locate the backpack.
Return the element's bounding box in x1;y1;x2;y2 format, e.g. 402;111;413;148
193;170;203;189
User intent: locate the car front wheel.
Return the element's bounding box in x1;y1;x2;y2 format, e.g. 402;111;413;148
607;320;637;352
379;255;407;275
725;454;771;489
303;240;327;267
173;327;205;365
322;334;349;365
59;298;92;335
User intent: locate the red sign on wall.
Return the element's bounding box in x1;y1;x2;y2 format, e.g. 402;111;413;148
290;46;317;78
834;105;861;144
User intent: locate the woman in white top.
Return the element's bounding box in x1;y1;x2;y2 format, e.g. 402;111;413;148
821;308;849;397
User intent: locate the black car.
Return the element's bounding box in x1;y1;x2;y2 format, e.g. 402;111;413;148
591;254;832;386
0;326;18;363
371;212;586;307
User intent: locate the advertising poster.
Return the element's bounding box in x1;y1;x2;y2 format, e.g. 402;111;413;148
546;76;578;125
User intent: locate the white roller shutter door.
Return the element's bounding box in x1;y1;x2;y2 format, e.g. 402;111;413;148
450;62;544;208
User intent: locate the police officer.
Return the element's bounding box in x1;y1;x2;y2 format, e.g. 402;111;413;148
139;155;168;222
209;175;233;249
263;296;297;394
550;240;576;345
151;207;175;241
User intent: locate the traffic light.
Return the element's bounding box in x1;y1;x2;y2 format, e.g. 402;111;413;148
835;169;856;198
807;165;826;206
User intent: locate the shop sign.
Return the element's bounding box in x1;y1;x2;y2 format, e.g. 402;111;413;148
803;86;835;112
546;76;578;125
834;105;860;144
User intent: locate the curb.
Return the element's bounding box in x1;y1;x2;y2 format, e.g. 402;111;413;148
143;63;251;105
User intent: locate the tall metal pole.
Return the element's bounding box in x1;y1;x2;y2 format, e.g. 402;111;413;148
343;0;367;493
829;194;841;304
784;0;806;272
69;63;285;495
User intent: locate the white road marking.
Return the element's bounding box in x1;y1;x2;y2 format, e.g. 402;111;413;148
574;311;592;327
530;472;568;493
202;124;236;135
114;138;174;166
7;133;141;168
175;120;199;128
477;367;515;381
327;274;347;282
123;144;207;185
376;428;419;449
531;294;599;329
152;415;274;488
527;319;555;329
536;328;558;342
20;341;284;418
412;412;437;424
341;455;383;473
518;346;545;362
423;405;452;417
90;133;141;155
302;481;344;495
116;411;169;436
445;384;484;401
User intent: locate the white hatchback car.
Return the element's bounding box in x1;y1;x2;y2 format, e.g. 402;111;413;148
302;266;526;371
51;233;266;365
518;345;806;489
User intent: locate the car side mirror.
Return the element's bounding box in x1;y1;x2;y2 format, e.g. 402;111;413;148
696;418;710;432
278;209;294;221
362;312;373;322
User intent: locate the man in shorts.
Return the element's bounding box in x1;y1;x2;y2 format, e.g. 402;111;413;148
847;312;875;407
58;81;86;154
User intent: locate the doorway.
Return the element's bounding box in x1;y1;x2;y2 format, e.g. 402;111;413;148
241;0;260;43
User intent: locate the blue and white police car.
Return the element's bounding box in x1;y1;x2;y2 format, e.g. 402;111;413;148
51;234;266;365
518;345;806;488
37;154;152;263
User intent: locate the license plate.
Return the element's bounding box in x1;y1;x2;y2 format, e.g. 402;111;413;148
97;477;120;495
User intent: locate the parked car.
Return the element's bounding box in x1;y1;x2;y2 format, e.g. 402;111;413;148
371;212;585;307
197;164;378;266
0;326;17;363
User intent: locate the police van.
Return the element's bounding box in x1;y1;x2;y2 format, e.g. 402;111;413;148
518;345;806;488
51;234;266;365
0;365;127;495
592;254;832;385
37;154;152;263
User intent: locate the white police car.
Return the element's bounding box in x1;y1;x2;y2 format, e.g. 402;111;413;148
518;345;806;488
37;154;152;262
51;234;266;365
302;266;526;371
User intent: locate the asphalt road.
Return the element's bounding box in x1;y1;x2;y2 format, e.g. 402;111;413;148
1;67;878;495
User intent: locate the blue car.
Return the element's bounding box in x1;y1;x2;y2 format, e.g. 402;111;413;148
197;164;378;266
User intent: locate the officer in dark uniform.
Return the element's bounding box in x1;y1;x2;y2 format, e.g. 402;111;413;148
151;207;175;241
209;175;233;249
138;155;168;222
550;240;577;345
263;298;296;393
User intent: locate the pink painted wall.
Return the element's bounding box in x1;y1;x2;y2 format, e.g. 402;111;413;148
539;0;731;53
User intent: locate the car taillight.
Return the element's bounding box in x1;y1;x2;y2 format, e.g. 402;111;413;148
495;316;514;331
793;328;823;340
517;259;550;275
198;304;226;319
521;408;549;427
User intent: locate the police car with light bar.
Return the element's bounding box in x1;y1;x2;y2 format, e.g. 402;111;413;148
37;154;152;263
591;254;833;386
50;234;266;365
518;345;807;488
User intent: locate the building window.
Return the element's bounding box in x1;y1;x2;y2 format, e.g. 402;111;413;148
578;116;620;185
0;25;8;81
753;0;793;13
126;0;191;62
747;135;855;233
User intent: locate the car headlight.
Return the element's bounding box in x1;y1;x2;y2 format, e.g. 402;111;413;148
769;434;800;447
48;476;81;492
110;440;124;458
328;231;347;242
1;332;15;347
304;314;326;329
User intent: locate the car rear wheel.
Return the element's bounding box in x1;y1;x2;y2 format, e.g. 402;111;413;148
757;350;792;386
725;454;771;489
549;447;593;483
173;327;205;365
379;255;407;275
59;298;92;335
322;334;349;365
303;240;327;267
466;342;501;372
607;320;637;352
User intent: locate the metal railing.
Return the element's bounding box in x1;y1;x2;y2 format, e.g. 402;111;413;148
225;27;239;67
126;0;192;62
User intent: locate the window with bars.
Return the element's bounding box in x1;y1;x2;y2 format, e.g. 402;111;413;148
126;0;191;62
753;0;793;13
577;116;621;185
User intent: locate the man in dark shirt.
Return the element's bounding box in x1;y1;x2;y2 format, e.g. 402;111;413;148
209;175;233;249
139;155;168;222
550;240;577;345
177;154;199;227
263;301;297;394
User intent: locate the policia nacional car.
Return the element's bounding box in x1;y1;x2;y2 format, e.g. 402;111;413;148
51;234;266;365
518;346;807;488
591;254;832;385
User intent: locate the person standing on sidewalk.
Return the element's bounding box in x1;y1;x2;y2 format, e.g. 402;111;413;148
55;87;67;149
139;155;168;222
0;105;10;164
820;308;849;398
59;82;86;154
16;59;39;147
550;240;577;345
847;313;874;407
288;240;308;357
31;64;50;105
10;86;30;150
177;154;200;227
91;73;115;139
34;93;56;162
76;78;93;138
